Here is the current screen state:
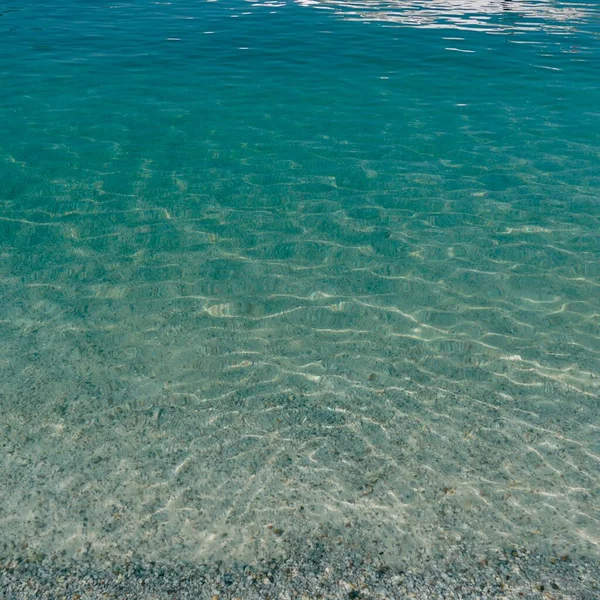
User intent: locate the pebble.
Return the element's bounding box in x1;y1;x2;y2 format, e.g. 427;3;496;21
1;541;598;599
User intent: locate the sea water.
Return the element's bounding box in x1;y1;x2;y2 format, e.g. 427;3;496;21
1;0;599;565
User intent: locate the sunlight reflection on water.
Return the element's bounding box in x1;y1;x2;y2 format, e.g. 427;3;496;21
293;0;597;34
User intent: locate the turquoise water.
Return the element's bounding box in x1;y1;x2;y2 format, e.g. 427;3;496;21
1;0;599;565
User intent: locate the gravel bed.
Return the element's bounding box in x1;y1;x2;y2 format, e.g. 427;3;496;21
1;542;598;600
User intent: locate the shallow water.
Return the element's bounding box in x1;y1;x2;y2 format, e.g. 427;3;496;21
1;0;599;565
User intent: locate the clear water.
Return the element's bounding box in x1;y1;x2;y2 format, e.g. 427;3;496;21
1;0;599;565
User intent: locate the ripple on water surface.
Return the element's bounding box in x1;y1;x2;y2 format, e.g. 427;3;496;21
0;0;599;568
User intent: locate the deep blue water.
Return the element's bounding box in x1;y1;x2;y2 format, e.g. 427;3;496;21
1;0;599;564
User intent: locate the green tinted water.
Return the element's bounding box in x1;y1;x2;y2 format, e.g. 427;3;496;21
1;0;599;564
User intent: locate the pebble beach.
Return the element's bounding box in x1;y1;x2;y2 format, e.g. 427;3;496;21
2;542;599;600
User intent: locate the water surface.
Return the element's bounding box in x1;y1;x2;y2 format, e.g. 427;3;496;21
1;0;599;565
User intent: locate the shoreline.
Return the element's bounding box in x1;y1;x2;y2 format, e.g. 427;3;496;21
2;542;598;599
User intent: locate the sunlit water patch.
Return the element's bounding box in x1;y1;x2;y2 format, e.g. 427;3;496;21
296;0;598;34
